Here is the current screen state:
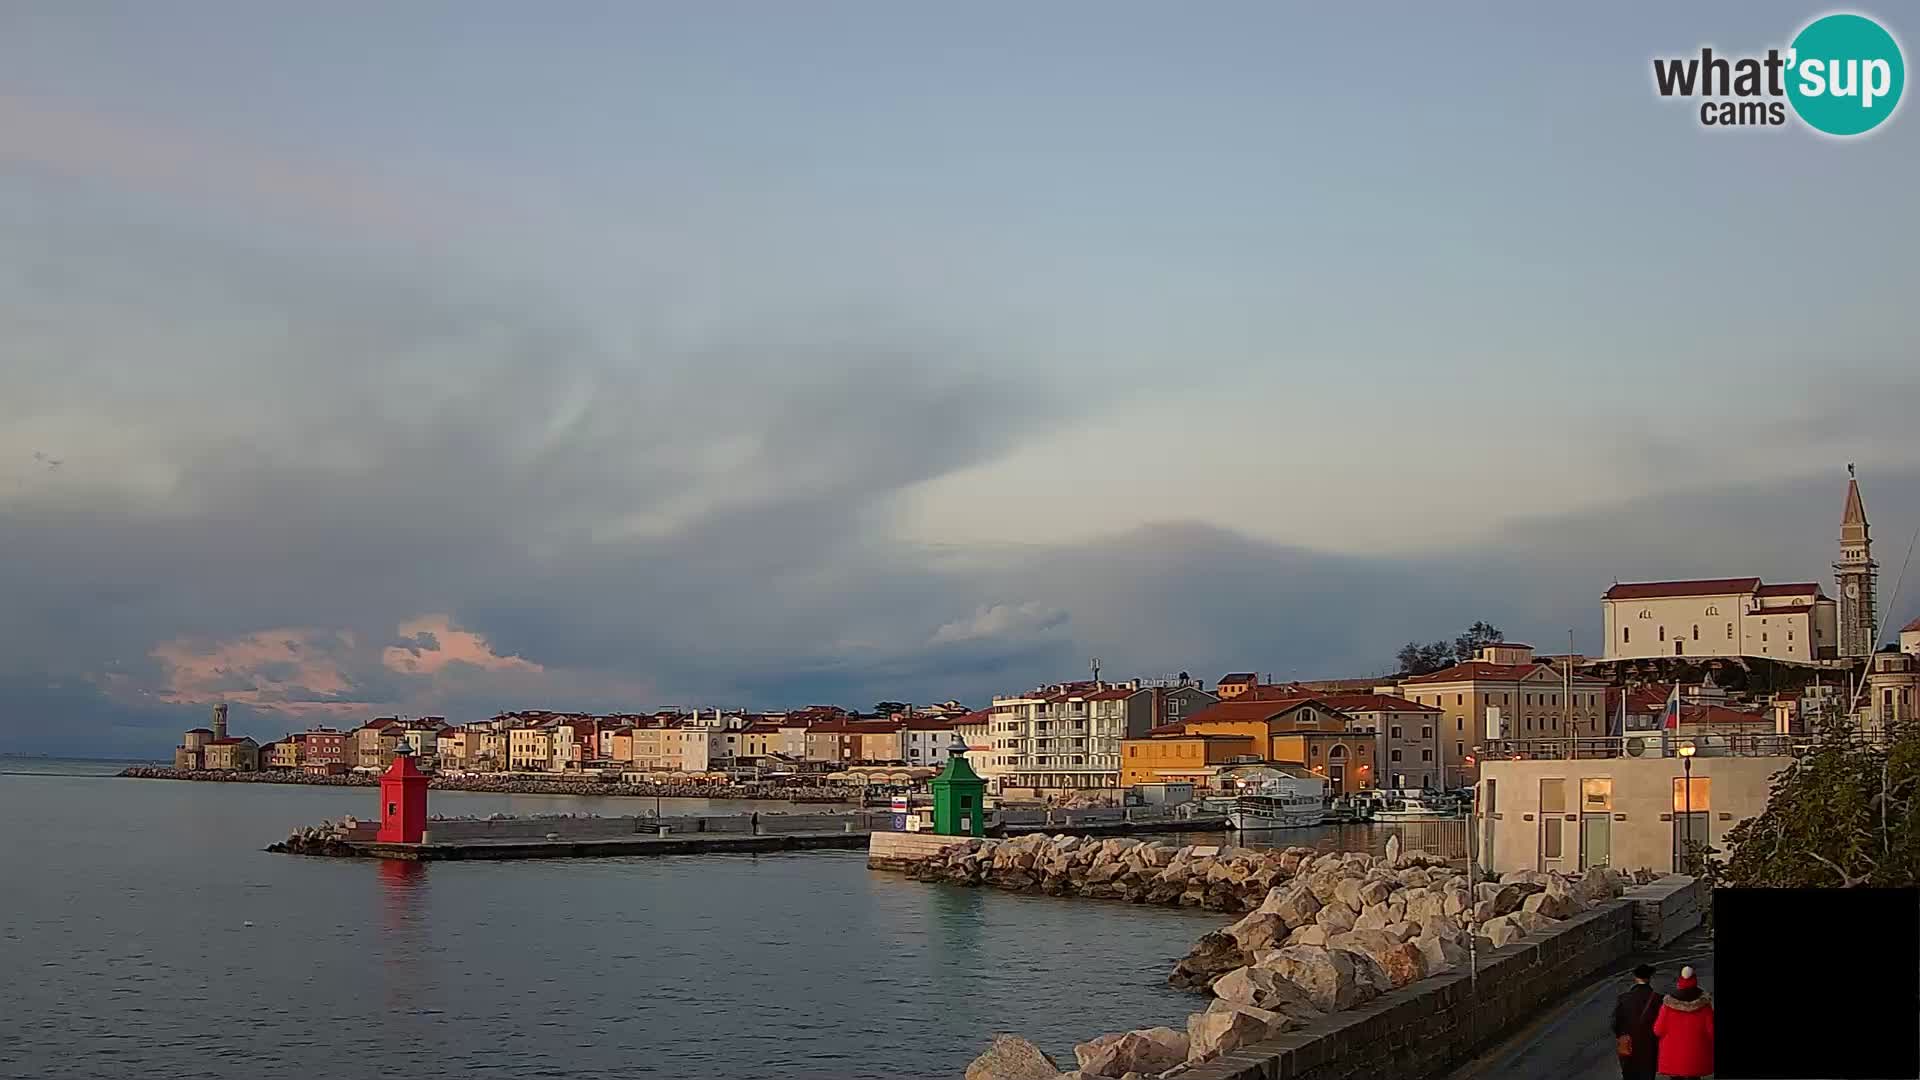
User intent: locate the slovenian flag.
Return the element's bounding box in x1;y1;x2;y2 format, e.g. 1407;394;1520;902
1662;684;1682;730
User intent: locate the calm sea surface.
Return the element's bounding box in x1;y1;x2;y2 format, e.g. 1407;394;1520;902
0;759;1465;1079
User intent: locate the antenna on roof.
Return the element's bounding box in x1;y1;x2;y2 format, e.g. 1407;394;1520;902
1090;657;1102;689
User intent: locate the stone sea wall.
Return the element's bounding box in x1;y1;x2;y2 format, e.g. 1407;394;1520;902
118;766;849;802
938;833;1630;1080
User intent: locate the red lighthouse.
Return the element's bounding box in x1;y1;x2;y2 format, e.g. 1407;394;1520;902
376;746;429;844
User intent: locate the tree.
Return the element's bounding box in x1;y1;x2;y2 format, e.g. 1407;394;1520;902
1396;640;1456;676
1453;621;1505;662
1707;710;1920;888
874;701;911;718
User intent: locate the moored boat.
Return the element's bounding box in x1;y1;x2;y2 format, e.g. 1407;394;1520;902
1227;775;1328;831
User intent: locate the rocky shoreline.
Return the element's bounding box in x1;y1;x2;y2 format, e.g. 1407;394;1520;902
918;833;1627;1079
117;766;851;803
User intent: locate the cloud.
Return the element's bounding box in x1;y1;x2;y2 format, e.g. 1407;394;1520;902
929;602;1069;646
383;615;541;676
149;628;364;715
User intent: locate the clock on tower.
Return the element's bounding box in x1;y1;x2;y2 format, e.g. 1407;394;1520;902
1834;466;1877;659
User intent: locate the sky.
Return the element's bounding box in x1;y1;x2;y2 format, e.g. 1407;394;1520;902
3;3;1918;755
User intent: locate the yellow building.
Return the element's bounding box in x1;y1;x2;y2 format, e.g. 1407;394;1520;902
263;739;301;770
509;727;554;771
1120;733;1257;788
436;729;470;770
1159;696;1377;794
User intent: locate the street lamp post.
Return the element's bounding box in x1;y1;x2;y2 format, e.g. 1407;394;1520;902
1678;741;1697;874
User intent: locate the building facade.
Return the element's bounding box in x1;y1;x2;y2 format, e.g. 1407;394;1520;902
987;682;1137;798
1862;649;1919;742
900;717;960;766
1397;644;1610;788
203;736;259;771
1322;694;1445;791
298;729;348;772
1602;578;1838;663
1476;752;1787;876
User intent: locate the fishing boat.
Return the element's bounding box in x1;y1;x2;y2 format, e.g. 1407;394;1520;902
1227;775;1329;831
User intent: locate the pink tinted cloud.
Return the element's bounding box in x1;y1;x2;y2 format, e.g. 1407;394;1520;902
149;628;370;713
382;615;542;676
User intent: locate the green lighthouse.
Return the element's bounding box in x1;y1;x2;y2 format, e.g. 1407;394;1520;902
929;734;986;836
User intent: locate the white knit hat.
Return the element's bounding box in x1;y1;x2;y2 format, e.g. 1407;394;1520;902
1681;965;1695;978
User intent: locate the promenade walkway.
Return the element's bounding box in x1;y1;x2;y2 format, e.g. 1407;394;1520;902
1445;927;1714;1080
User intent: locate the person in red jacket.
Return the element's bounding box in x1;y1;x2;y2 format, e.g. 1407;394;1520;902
1652;965;1714;1079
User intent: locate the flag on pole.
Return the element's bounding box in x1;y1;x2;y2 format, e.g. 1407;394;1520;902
1662;683;1682;730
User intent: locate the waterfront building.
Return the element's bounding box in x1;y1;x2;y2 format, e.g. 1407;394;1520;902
262;739;301;770
1601;578;1838;663
986;677;1214;799
202;736;260;771
1181;697;1377;794
1861;648;1920;743
508;727;553;771
352;718;404;770
297;729;348;773
435;728;469;770
1476;736;1789;875
1901;615;1920;657
1836;469;1878;658
1319;693;1445;791
900;716;959;766
174;727;213;770
1397;643;1611;788
1119;731;1261;789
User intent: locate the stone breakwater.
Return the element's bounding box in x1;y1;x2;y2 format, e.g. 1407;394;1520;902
929;833;1627;1080
117;766;849;803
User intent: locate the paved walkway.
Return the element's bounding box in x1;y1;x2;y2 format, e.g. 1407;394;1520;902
1446;928;1714;1080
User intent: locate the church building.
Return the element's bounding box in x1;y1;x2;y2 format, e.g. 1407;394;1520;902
1600;469;1875;664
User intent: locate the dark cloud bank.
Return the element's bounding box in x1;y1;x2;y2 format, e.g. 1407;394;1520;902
3;208;1916;756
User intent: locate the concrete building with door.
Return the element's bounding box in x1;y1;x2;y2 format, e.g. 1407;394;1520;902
1475;743;1789;876
1397;643;1610;789
1319;693;1444;791
202;736;260;771
1862;648;1920;742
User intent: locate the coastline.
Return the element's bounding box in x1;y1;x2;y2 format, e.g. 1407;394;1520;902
116;765;853;803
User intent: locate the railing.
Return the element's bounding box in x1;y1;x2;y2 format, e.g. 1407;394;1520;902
1482;732;1798;760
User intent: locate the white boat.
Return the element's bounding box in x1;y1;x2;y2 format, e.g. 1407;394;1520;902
1228;776;1328;831
1367;790;1462;821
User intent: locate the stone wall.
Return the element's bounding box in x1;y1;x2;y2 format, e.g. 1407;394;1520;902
1623;874;1705;947
1179;900;1635;1080
867;831;971;870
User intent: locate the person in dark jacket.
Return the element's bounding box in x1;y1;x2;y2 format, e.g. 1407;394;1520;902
1653;965;1715;1079
1612;964;1661;1080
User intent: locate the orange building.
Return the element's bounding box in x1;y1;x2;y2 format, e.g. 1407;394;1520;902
1168;697;1376;794
1119;731;1258;788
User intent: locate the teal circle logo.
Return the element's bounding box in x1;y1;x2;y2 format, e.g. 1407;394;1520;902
1786;13;1905;136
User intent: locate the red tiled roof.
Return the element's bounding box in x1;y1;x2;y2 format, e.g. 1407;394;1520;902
1184;697;1342;726
1756;582;1825;598
1604;578;1761;600
954;709;991;725
1317;693;1441;714
1902;616;1920;633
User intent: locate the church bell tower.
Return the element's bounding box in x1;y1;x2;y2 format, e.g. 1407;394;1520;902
1835;465;1878;658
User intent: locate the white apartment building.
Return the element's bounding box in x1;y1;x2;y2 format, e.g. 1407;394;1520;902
1602;578;1838;663
988;682;1134;798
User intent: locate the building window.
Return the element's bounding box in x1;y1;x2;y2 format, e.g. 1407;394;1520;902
1727;623;1734;639
1624;627;1630;643
1762;632;1768;643
1582;778;1613;811
1421;726;1433;738
1390;749;1402;762
1456;717;1463;731
1692;624;1699;640
1456;741;1465;757
1658;626;1666;642
1421;749;1433;761
1456;694;1463;705
1540;778;1565;859
1390;726;1402;738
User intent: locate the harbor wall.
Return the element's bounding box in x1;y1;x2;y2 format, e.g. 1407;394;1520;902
1180;900;1636;1080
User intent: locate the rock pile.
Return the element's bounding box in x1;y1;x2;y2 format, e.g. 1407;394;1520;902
907;834;1326;912
959;840;1627;1079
